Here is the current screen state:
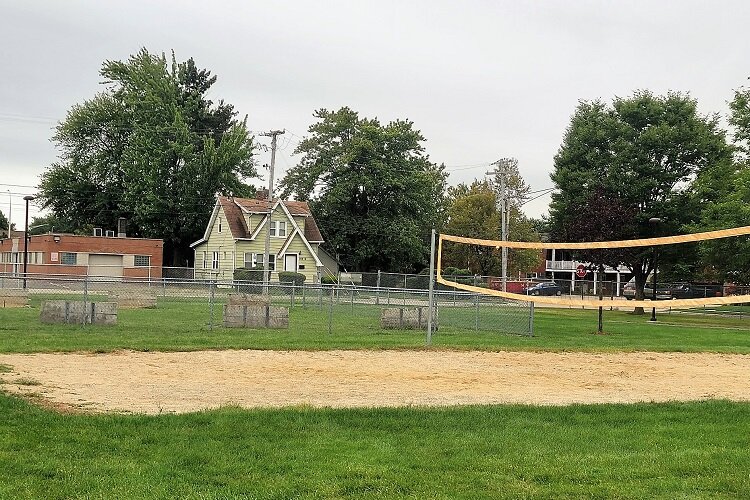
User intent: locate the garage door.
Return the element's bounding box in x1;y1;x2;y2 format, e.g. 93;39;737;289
88;254;124;278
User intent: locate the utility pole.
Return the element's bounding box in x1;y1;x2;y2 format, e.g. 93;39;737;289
6;190;11;238
488;159;510;292
261;129;285;295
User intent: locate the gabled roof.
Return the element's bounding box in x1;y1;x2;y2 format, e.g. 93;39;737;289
191;195;324;247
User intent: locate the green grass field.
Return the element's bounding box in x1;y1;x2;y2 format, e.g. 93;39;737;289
0;297;749;353
1;296;750;498
1;394;749;499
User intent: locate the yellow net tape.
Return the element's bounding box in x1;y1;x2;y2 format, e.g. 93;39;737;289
437;230;750;309
440;225;750;249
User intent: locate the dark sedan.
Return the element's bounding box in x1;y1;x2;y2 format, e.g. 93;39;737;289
524;282;562;296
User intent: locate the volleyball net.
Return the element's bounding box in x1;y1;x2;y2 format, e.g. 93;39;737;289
436;226;750;309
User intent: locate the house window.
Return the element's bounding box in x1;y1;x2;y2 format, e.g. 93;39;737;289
212;251;219;270
270;221;287;238
218;218;222;233
202;251;207;269
134;255;150;267
60;252;77;265
252;253;275;271
244;252;253;268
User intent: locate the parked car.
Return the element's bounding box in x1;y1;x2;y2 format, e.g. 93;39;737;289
643;283;674;300
623;279;636;300
670;283;724;299
524;282;562;296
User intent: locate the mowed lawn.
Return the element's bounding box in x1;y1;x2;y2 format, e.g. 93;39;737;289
2;298;750;498
0;297;749;353
0;393;748;499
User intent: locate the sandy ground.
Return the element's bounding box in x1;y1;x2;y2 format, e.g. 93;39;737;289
1;349;749;414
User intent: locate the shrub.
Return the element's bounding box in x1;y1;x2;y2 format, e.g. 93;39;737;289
234;266;265;282
233;266;265;293
321;274;337;285
279;271;306;286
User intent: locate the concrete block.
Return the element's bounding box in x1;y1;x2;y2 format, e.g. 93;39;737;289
0;289;29;308
40;300;118;325
227;293;271;306
109;293;157;309
223;304;288;329
381;307;437;330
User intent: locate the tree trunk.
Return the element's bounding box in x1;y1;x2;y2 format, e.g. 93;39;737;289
632;266;647;315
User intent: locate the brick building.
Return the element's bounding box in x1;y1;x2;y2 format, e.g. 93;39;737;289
0;233;163;279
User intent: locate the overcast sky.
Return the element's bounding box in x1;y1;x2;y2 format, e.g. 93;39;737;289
1;0;749;228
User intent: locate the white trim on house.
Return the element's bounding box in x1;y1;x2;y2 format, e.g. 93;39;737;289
190;200;221;248
248;215;268;241
274;200;323;267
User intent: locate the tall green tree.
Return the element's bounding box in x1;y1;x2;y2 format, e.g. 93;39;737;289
549;91;732;311
279;107;447;272
696;79;750;284
0;210;9;237
39;49;257;265
443;180;542;277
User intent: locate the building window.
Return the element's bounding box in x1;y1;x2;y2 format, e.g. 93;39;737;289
212;251;219;270
202;251;207;269
60;252;77;265
244;252;253;268
270;221;287;238
252;253;275;271
218;218;222;233
134;255;150;267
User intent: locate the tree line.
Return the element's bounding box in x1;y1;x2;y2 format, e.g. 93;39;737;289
17;49;750;284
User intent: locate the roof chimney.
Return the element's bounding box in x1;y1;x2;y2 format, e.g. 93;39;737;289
256;189;269;201
117;217;127;238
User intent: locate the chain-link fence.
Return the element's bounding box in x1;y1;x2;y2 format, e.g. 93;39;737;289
0;272;535;337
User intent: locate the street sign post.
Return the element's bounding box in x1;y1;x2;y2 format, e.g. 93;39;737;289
575;264;587;279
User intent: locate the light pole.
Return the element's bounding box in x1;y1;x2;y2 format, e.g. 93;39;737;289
648;217;662;322
22;195;34;289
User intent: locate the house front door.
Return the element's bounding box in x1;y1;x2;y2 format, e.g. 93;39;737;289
284;254;298;272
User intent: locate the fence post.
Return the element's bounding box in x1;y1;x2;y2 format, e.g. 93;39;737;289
529;301;535;337
386;288;390;306
376;270;381;305
319;284;323;309
209;279;215;331
291;283;295;308
426;228;436;346
328;286;333;335
350;286;354;312
302;283;306;309
475;293;479;331
82;274;89;326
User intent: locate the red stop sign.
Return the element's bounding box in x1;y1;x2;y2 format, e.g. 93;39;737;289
575;264;587;278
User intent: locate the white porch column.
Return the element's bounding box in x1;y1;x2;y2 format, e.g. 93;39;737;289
593;270;598;295
616;272;621;297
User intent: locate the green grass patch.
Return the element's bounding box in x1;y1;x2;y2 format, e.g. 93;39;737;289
0;393;748;498
0;364;11;373
13;377;41;386
1;299;750;354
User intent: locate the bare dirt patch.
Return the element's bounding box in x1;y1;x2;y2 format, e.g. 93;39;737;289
0;350;748;414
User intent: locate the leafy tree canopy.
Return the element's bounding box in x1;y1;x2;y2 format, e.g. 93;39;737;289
697;79;750;284
279;107;447;272
38;49;257;265
729;77;750;158
0;209;10;237
549;90;732;306
443;179;541;277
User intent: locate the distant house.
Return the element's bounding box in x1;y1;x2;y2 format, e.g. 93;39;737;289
0;233;163;279
190;194;338;282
